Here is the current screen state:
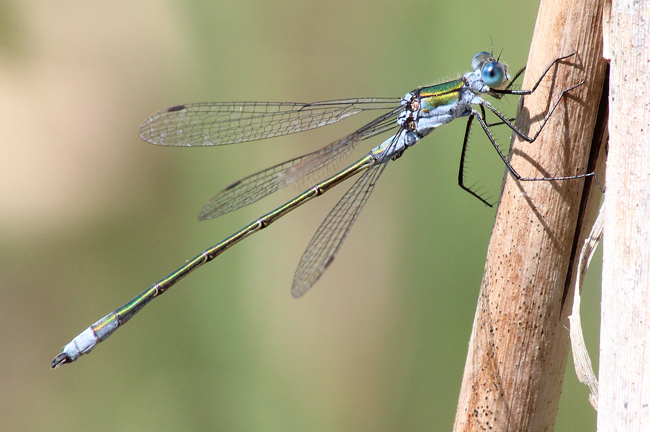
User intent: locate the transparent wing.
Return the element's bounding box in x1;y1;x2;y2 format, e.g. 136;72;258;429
199;108;401;220
291;158;389;298
140;98;401;147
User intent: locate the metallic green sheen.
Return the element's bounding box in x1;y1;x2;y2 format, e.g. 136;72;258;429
419;79;464;111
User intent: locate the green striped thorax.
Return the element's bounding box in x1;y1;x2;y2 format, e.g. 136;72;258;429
397;52;510;138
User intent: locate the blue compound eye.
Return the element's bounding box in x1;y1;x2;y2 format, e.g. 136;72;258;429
482;61;506;87
471;52;493;71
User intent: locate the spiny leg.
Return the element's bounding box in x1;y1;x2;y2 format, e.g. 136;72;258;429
458;105;518;206
482;52;584;142
503;66;526;92
492;52;578;97
458;114;494;207
458;77;590;205
470;107;600;185
480;104;515;128
481;80;585;143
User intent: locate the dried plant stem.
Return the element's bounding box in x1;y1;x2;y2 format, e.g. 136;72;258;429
453;0;608;430
598;0;650;430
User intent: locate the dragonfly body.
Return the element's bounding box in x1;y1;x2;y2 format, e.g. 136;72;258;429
53;52;587;368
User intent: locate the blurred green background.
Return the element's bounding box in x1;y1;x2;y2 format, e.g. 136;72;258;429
0;0;602;431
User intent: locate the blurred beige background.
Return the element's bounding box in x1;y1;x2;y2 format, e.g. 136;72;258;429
0;1;601;431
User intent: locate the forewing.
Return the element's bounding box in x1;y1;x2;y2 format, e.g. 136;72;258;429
198;108;400;219
140;98;400;146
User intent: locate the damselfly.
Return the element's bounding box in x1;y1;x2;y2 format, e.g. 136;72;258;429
52;52;592;368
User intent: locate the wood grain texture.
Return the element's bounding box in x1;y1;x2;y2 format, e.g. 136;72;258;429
598;0;650;429
454;0;608;430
